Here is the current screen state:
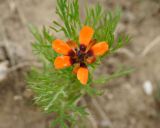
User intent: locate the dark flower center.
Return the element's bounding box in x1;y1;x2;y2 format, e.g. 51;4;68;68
77;50;85;62
70;44;89;67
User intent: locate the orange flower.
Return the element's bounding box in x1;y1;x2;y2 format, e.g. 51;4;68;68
52;26;109;85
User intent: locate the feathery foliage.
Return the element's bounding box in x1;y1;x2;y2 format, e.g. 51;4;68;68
27;0;130;127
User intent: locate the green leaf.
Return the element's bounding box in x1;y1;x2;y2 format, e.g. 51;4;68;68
93;67;134;84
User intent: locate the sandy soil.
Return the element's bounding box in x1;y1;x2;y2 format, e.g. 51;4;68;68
0;0;160;128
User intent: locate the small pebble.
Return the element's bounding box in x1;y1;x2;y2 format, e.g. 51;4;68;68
143;80;153;95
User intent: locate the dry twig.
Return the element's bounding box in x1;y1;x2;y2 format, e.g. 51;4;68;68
141;36;160;56
8;61;42;72
91;98;112;127
117;48;135;58
7;0;27;25
82;99;98;128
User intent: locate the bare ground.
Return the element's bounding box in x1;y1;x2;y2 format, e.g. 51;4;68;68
0;0;160;128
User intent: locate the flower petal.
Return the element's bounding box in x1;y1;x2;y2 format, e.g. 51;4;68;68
85;39;97;53
54;56;72;69
86;56;96;64
79;26;94;46
66;40;78;52
77;67;88;85
52;39;72;55
90;42;109;56
72;63;80;74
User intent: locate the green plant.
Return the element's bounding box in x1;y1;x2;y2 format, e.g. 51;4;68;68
27;0;130;127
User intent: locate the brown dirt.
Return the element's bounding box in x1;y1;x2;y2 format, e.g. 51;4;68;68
0;0;160;128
